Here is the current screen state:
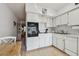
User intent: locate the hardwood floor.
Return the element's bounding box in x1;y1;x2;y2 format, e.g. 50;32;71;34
22;46;69;56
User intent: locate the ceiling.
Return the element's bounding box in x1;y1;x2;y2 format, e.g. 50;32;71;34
6;3;25;21
5;3;70;20
37;3;70;11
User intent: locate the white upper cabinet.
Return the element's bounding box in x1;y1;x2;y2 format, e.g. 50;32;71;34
27;13;39;22
47;17;53;27
39;22;46;32
39;15;48;23
52;18;56;27
61;13;68;25
55;16;61;26
54;13;68;26
39;15;53;27
68;8;79;25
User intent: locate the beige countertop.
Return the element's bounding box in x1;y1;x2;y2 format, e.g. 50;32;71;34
52;32;79;38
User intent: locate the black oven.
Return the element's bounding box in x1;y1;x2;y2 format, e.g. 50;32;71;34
27;22;39;37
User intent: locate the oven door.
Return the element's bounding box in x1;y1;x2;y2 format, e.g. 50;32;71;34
27;22;39;37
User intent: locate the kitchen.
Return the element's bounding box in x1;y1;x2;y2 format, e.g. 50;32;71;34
0;3;79;56
25;3;79;56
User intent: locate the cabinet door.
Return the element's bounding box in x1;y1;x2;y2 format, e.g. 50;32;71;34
78;38;79;55
57;38;64;50
39;33;52;48
55;16;61;26
44;33;52;47
65;49;77;56
27;38;34;51
33;37;40;49
27;13;39;22
65;37;77;56
39;15;48;23
39;34;46;48
27;37;39;51
53;35;57;47
39;22;46;32
47;17;53;27
45;36;50;47
61;13;68;25
52;18;56;27
69;8;79;25
48;33;53;45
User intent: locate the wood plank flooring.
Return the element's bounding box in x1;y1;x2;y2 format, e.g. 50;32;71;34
22;46;69;56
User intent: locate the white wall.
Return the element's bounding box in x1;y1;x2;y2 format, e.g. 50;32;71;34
26;3;57;17
6;3;25;20
26;3;39;13
0;4;17;37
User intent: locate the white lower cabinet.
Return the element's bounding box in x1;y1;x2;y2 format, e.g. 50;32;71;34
53;34;64;51
39;33;52;47
39;34;46;48
65;49;77;56
27;37;39;51
44;36;50;47
78;38;79;56
65;36;77;56
45;33;53;46
53;34;57;47
52;34;79;56
56;34;65;51
27;33;52;51
57;38;64;51
49;34;53;45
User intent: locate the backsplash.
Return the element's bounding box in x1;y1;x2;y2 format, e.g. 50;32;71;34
53;25;79;34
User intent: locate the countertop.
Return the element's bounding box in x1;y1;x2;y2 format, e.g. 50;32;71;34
39;32;79;38
52;32;79;38
0;41;22;56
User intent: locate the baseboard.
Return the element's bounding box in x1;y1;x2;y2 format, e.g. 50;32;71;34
52;45;70;56
26;45;53;52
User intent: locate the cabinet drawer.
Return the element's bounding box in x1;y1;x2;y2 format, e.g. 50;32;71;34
65;49;77;56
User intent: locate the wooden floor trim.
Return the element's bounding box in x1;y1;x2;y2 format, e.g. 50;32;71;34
26;45;69;56
52;45;70;56
26;45;53;53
